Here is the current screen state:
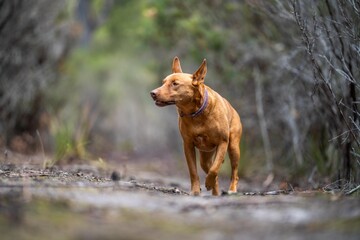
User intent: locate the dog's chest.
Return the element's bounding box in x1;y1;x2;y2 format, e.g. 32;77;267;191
193;133;216;152
181;122;219;152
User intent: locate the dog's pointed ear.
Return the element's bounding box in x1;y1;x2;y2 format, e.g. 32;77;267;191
172;56;183;73
192;59;207;86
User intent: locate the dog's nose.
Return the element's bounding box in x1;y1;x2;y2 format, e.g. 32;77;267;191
150;90;157;100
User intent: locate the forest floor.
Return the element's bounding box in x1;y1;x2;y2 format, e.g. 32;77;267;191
0;152;359;240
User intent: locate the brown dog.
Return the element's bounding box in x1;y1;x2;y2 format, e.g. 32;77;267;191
150;57;242;196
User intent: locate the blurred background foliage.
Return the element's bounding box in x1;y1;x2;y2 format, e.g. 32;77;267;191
0;0;359;187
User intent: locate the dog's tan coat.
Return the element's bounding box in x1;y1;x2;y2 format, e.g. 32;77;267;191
151;57;242;196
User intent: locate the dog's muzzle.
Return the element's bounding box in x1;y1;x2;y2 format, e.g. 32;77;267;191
150;90;157;100
150;90;175;107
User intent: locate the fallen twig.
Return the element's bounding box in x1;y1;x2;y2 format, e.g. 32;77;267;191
345;184;360;195
222;189;291;196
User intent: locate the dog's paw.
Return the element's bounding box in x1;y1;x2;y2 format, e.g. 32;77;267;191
228;180;238;193
191;190;201;196
205;172;217;191
190;185;201;196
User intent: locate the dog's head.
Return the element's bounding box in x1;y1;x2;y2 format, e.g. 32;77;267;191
150;57;207;107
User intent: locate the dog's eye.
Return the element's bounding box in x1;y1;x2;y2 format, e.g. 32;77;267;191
172;81;179;87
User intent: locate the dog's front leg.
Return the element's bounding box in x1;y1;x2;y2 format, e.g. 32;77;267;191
205;141;228;196
184;142;201;196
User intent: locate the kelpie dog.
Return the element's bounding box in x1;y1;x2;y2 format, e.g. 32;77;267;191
150;57;242;196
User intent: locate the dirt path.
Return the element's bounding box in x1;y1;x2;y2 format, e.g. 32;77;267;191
0;161;359;240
